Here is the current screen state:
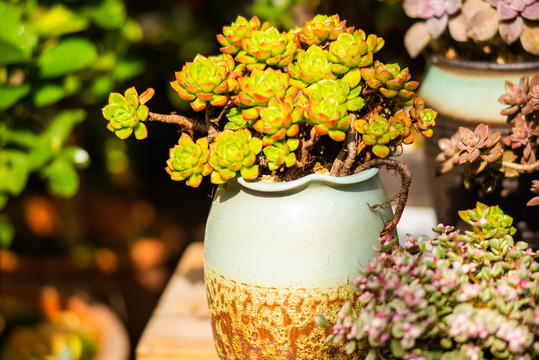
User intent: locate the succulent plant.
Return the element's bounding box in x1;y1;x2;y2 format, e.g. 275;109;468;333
438;74;538;202
297;14;349;46
287;45;336;89
355;114;401;158
326;30;385;74
456;124;502;165
253;96;301;146
102;87;154;140
304;97;351;142
302;79;365;112
208;129;262;184
262;139;299;171
216;15;270;55
360;61;419;105
486;0;539;47
401;0;539;58
235;26;297;71
103;14;435;189
165;133;212;188
170;54;239;112
318;203;539;360
234;68;298;121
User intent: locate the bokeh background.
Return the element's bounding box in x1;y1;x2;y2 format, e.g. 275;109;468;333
0;0;422;358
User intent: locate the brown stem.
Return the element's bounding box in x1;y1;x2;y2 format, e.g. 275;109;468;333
502;160;539;173
148;112;207;133
205;104;218;142
340;114;358;176
355;158;412;242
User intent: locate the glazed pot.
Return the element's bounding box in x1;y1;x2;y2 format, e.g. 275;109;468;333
419;55;539;247
204;168;394;359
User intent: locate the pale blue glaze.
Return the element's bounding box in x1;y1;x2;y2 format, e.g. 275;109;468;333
204;169;394;288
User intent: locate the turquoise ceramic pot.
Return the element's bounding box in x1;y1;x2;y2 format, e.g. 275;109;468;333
204;168;394;359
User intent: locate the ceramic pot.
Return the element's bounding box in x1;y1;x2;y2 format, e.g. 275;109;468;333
419;55;539;247
204;168;394;359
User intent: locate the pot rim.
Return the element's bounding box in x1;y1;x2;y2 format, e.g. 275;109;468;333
429;53;539;72
236;167;380;193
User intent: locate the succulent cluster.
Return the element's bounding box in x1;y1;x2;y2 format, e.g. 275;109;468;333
401;0;539;59
437;74;539;205
103;14;437;188
318;202;539;360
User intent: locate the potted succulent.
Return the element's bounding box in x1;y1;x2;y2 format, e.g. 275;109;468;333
393;0;539;238
435;73;538;247
318;201;539;359
102;14;437;359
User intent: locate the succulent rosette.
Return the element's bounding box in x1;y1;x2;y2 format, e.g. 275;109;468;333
216;15;270;55
389;110;415;146
102;87;154;140
234;68;299;120
327;30;385;74
224;107;255;130
304;97;351;142
170;54;238;112
459;202;517;239
303;79;365;112
360;61;419;104
409;97;437;137
297;14;349;46
235;27;298;71
208;129;263;184
253;97;301;146
287;45;336;88
355;114;402;158
165;133;212;188
263;139;299;171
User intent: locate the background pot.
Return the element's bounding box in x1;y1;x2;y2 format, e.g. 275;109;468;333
204;168;394;359
419;55;539;248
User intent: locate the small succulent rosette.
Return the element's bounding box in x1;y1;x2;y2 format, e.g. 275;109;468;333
165;133;212;188
102;87;154;140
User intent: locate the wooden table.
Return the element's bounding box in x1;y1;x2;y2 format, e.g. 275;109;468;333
136;242;219;360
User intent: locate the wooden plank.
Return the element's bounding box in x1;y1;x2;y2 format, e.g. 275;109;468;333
136;242;219;360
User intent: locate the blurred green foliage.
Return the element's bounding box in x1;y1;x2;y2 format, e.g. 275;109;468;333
0;0;145;248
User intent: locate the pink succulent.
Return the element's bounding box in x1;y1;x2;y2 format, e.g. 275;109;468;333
403;0;463;38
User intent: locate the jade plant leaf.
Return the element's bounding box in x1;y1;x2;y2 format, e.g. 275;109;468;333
37;38;98;78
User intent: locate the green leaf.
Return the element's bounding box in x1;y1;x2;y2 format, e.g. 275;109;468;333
390;338;404;358
37;38;98;78
114;58;145;82
43;109;87;148
85;0;127;30
31;76;81;107
0;84;31;110
0;150;30;195
29;4;89;37
41;157;79;197
0;2;37;65
0;215;14;249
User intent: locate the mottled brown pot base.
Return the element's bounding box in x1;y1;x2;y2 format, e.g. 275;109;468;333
205;269;359;359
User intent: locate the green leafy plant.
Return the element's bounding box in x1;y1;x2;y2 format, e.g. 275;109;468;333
398;0;539;60
0;0;144;248
436;74;539;206
318;202;539;360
